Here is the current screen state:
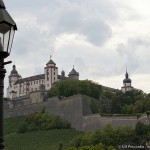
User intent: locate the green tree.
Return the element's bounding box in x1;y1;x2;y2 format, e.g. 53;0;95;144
121;104;134;114
101;125;116;146
135;122;147;137
48;80;102;99
134;100;145;113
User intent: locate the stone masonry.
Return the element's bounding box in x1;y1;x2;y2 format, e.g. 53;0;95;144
4;94;148;131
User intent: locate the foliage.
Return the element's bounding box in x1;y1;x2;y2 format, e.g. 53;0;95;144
100;89;150;114
48;80;102;99
17;112;70;133
5;129;80;150
68;123;150;149
4;116;81;150
59;142;63;150
67;143;107;150
87;97;100;114
135;122;148;137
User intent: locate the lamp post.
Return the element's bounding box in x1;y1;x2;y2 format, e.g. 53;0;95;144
0;0;17;149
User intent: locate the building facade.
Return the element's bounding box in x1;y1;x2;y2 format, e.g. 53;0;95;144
6;57;79;100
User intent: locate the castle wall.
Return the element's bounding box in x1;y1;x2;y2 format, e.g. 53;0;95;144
3;94;148;131
4;103;45;118
81;115;138;131
45;95;83;130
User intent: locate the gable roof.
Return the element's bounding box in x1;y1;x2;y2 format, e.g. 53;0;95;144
14;74;45;85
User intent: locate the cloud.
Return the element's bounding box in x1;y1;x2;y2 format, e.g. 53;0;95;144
3;0;150;94
6;0;114;46
116;38;150;74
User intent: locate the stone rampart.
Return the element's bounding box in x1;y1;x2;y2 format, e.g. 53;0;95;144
3;94;148;131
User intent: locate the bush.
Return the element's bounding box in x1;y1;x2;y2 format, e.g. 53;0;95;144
18;112;71;133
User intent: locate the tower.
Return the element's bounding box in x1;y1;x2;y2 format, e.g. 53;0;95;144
121;69;133;93
68;66;79;80
44;55;58;90
7;65;21;99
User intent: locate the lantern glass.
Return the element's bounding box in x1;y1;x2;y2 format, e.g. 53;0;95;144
0;22;15;58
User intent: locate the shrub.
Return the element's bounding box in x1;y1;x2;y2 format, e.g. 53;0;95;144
18;112;71;133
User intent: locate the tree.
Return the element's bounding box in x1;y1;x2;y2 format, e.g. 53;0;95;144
121;104;134;114
134;101;145;113
48;80;102;99
135;122;147;137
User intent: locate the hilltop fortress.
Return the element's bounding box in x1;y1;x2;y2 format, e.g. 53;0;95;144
4;56;143;131
6;56;79;100
6;56;133;100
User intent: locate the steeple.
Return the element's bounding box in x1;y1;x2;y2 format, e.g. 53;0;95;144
123;69;131;84
125;68;129;79
46;54;56;65
121;68;133;93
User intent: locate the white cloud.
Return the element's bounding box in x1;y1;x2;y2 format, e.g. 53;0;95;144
3;0;150;95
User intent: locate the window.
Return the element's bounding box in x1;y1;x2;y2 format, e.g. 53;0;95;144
47;84;49;87
34;81;35;84
36;81;38;84
47;77;49;81
54;72;55;75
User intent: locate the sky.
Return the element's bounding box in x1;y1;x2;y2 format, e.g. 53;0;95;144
3;0;150;94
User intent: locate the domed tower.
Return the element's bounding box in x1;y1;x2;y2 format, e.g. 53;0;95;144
68;66;79;80
44;55;58;90
9;65;21;87
7;65;22;99
121;69;133;93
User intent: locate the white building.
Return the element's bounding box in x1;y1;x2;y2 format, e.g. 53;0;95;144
121;69;133;93
6;57;79;100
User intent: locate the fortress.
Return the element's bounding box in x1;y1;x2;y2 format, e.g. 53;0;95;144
4;56;142;131
6;56;79;100
6;55;133;100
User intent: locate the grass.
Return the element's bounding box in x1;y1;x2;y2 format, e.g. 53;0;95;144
4;116;81;150
4;116;26;135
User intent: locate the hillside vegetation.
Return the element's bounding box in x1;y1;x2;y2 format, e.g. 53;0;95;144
17;112;71;133
4;115;81;150
100;89;150;115
67;123;150;150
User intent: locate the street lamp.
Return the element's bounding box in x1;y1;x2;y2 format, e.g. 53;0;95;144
0;0;17;149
